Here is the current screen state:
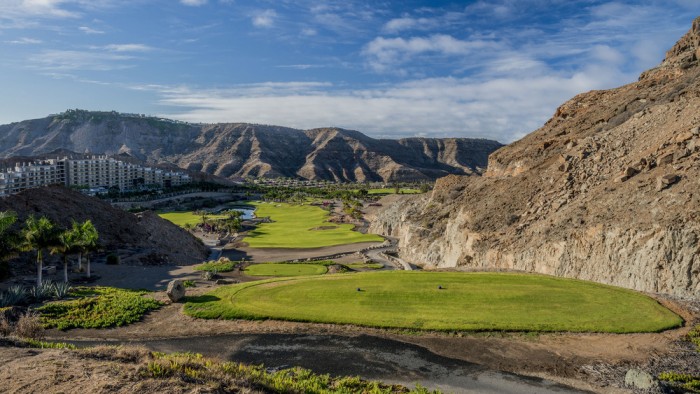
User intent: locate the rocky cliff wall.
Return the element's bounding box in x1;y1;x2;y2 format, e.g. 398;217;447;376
369;18;700;299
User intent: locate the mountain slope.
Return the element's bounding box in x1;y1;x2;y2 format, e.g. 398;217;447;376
370;17;700;298
0;112;502;182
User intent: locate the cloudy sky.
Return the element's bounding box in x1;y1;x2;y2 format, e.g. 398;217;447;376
0;1;698;142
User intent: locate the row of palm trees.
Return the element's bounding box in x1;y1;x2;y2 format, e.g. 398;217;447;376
0;211;99;286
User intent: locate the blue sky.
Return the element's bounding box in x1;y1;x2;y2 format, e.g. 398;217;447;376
0;1;698;142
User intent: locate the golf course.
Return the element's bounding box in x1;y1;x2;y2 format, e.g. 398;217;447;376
245;202;383;248
244;263;329;277
185;271;682;333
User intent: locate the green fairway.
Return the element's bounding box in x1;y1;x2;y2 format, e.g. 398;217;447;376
367;188;421;195
245;202;383;248
184;272;683;333
244;263;328;277
158;211;229;227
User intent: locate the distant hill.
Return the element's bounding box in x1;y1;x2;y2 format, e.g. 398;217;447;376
0;111;502;182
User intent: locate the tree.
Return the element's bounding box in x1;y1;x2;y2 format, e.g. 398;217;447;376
0;211;18;279
0;210;18;262
50;222;81;283
21;216;59;287
76;220;99;279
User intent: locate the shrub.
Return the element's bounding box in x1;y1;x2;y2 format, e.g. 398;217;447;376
0;314;11;337
0;285;27;307
183;280;196;288
30;281;54;302
106;253;120;265
53;282;72;299
194;258;237;273
15;311;44;340
38;287;163;330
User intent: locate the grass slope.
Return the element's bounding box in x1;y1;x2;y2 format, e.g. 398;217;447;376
246;202;382;248
184;272;682;333
244;263;328;277
158;211;229;227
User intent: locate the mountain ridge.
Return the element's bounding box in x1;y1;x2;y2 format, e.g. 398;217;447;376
0;111;502;182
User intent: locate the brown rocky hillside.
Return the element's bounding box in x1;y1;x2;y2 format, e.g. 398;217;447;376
370;17;700;299
0;113;502;182
0;186;209;267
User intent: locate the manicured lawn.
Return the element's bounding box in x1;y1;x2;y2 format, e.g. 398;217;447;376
245;202;383;248
244;263;328;277
184;272;683;333
367;188;421;195
158;211;229;227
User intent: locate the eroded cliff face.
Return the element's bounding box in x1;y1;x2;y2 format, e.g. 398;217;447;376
370;18;700;298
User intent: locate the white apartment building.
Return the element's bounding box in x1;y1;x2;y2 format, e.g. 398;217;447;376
0;156;190;197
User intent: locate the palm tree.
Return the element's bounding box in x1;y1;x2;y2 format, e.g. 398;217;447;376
51;222;81;283
77;220;99;279
21;216;58;287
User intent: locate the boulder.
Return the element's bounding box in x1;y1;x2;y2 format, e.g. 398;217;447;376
166;280;186;302
624;369;660;391
656;174;680;191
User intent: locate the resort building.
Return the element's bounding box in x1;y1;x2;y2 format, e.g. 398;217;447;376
0;156;190;197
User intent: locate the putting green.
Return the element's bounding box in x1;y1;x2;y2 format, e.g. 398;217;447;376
158;211;229;227
184;272;683;333
245;202;383;248
244;263;328;277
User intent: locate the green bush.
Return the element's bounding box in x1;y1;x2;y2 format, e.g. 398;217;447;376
183;280;196;288
194;258;237;272
38;287;163;330
106;253;120;265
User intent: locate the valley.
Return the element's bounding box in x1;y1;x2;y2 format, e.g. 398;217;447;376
1;10;700;394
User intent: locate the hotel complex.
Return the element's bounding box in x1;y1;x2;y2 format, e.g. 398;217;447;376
0;156;191;197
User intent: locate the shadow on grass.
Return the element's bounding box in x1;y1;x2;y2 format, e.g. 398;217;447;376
184;295;221;304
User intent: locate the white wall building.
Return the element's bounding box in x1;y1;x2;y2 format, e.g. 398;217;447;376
0;156;190;197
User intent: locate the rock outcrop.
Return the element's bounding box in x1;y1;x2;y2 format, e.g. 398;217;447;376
0;113;502;182
370;17;700;299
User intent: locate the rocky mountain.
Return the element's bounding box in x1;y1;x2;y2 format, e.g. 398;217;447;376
0;112;502;182
0;186;209;266
370;17;700;299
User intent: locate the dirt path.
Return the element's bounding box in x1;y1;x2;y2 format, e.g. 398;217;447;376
222;241;382;263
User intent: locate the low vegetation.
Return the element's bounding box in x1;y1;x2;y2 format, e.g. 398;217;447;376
141;351;440;393
193;258;238;272
244;263;328;277
659;371;700;393
346;262;384;270
185;272;682;333
246;202;383;248
38;286;163;330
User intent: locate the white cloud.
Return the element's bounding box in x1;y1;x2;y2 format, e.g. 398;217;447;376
79;26;104;34
251;9;276;28
149;63;625;143
363;34;499;72
29;49;133;71
104;43;154;52
180;0;207;6
5;37;42;44
382;16;440;33
301;27;317;36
